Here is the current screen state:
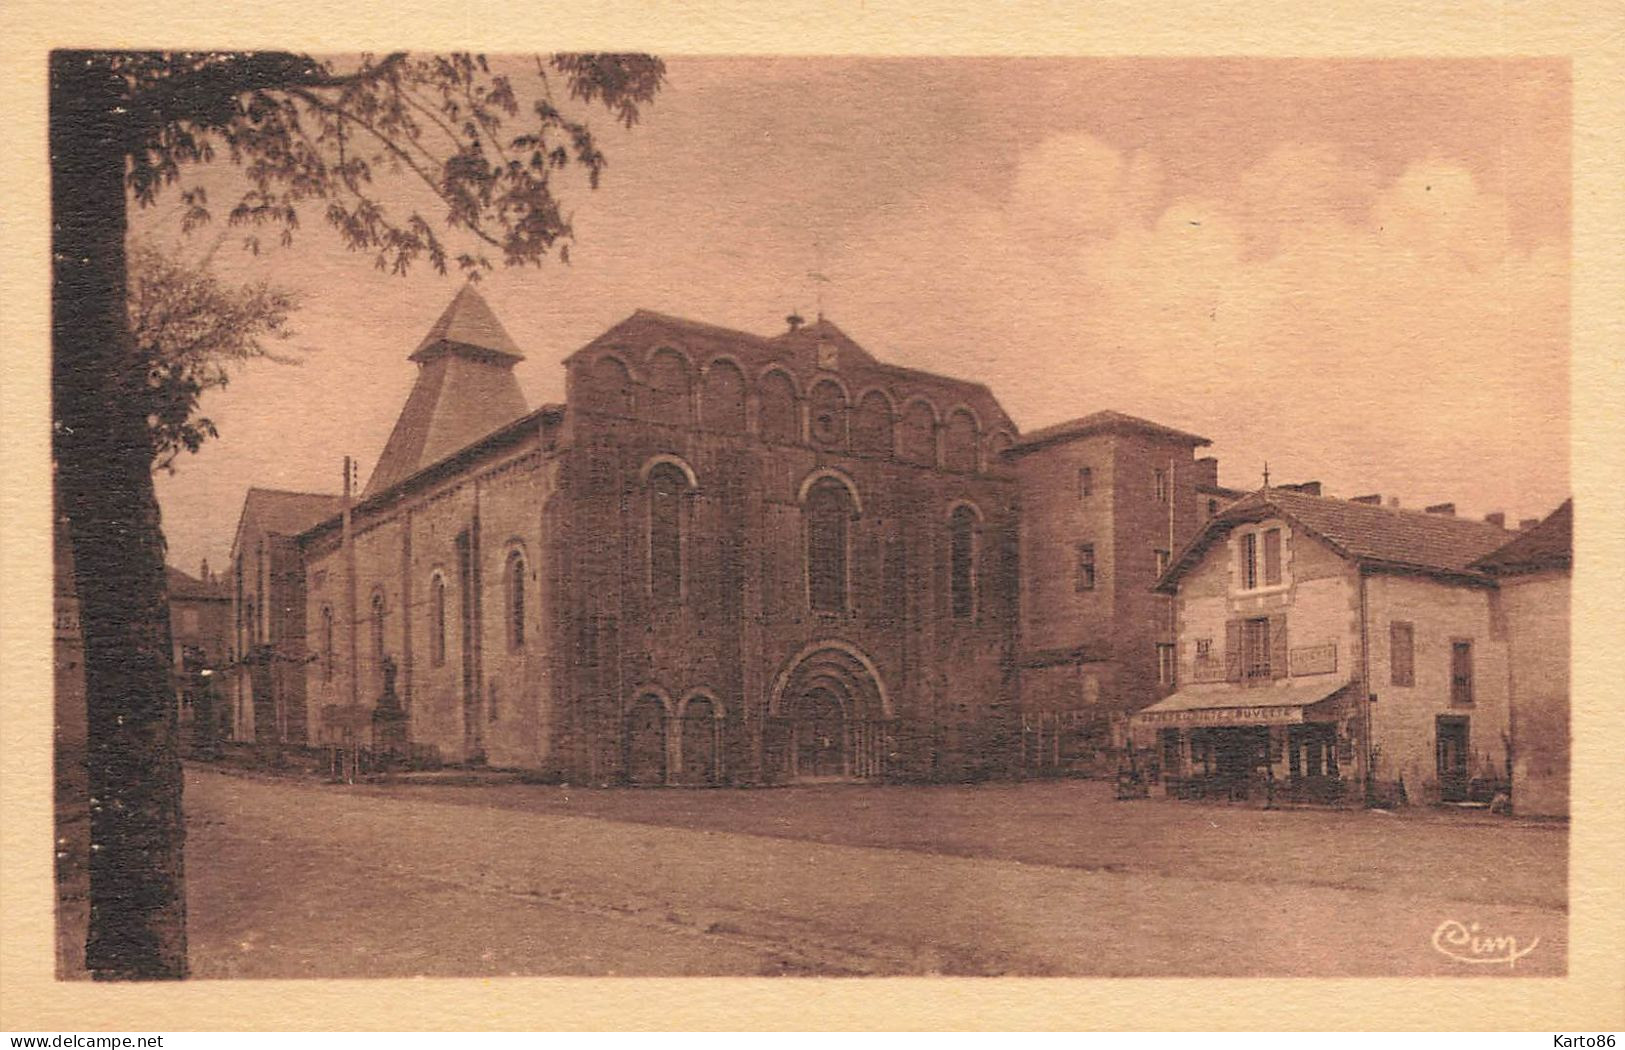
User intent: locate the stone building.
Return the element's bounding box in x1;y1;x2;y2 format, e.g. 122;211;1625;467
297;289;1030;783
1142;487;1523;805
166;563;231;746
1005;412;1235;773
1471;499;1571;817
229;487;344;746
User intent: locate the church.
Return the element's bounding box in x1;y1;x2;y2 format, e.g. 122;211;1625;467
235;285;1243;784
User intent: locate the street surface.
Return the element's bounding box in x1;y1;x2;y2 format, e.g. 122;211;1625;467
170;766;1567;978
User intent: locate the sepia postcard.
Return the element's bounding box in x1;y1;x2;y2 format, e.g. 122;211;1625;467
2;0;1623;1034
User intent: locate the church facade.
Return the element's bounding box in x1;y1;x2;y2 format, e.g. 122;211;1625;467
281;286;1237;784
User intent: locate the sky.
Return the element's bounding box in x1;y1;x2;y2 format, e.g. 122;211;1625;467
141;56;1571;578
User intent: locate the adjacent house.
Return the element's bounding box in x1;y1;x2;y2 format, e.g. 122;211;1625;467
1471;499;1572;817
1143;487;1519;805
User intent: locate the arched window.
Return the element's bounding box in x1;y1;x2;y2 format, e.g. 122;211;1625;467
758;370;799;444
943;408;979;472
899;399;937;467
245;599;257;648
808;379;848;449
370;591;386;666
646;348;691;425
321;605;334;681
647;462;691;604
988;429;1015;462
805;477;856;613
585;356;633;415
700;360;747;432
506;550;527;651
949;505;978;620
429;574;447;667
853;390;894;456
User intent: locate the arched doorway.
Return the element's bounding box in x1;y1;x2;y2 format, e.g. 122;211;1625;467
626;694;668;785
680;696;720;785
770;642;892;782
786;686;847;779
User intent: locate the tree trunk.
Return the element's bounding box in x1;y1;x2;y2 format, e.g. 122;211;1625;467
51;51;188;980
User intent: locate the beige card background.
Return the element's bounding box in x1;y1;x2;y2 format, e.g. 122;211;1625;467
2;0;1622;1031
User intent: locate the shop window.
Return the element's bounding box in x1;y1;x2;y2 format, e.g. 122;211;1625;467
1389;621;1414;686
1451;640;1474;705
1075;542;1096;592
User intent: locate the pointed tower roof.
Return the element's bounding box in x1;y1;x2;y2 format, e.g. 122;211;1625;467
363;286;529;499
410;282;525;364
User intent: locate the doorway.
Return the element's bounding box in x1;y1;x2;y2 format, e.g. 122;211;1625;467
626;694;668;785
1436;715;1470;802
787;687;846;780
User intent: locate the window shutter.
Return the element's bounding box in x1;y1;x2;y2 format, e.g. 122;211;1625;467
1224;620;1242;681
1269;614;1289;678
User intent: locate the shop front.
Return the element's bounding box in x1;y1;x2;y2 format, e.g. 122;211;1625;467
1134;681;1357;804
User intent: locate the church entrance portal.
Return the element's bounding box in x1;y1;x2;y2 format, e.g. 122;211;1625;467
787;687;846;779
771;643;892;782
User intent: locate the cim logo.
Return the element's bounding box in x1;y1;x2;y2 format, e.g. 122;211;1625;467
1431;918;1539;968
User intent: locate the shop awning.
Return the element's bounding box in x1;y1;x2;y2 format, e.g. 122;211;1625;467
1132;680;1352;728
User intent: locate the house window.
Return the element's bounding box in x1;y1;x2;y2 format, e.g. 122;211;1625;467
321;605;334;681
1451;640;1474;706
1208;498;1219;516
1078;467;1093;499
1157;642;1176;685
506;550;527;650
1389;621;1414;687
1242;617;1272;680
949;505;977;620
805;477;854;613
1155;548;1171;577
1074;543;1096;592
1195;638;1212;661
1263;528;1282;586
1154;468;1169;502
1241;532;1259;590
647;462;689;604
429;574;447;668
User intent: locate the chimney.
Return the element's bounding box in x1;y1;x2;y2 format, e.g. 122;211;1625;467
1519;518;1540;531
1388;497;1401;509
1425;502;1456;516
1485;511;1506;528
200;557;211;582
1352;494;1382;505
1285;481;1322;497
1195;456;1219;489
786;312;805;333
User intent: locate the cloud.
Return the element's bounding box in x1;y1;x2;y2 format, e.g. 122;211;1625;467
833;134;1568;520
